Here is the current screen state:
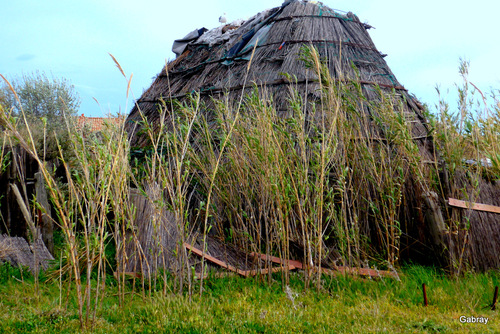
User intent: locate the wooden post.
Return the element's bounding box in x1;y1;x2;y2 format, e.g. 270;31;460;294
492;286;498;311
34;172;53;254
422;283;428;306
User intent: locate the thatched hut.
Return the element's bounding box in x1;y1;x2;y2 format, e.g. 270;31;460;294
126;0;429;149
125;0;500;273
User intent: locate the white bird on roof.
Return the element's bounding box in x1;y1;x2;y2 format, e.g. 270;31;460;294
219;13;227;25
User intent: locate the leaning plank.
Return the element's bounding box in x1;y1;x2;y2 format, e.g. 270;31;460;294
10;183;37;238
250;252;303;269
247;251;397;278
242;265;296;277
185;243;396;279
448;198;500;214
184;242;247;276
184;243;296;277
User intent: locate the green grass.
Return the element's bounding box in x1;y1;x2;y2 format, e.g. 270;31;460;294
0;264;498;333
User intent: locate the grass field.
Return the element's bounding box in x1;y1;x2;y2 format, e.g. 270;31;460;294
0;264;498;333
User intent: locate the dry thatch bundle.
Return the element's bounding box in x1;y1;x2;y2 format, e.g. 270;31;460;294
0;234;54;272
117;187;179;275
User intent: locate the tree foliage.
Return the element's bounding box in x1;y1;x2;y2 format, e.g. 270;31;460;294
1;72;81;159
2;71;80;119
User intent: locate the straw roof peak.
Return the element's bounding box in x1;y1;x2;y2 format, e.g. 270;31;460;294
126;0;423;147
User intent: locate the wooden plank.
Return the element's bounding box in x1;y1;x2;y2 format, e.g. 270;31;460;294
448;198;500;214
187;244;396;279
184;243;297;278
10;183;36;238
184;242;247;276
35;172;53;254
242;265;295;277
250;252;303;269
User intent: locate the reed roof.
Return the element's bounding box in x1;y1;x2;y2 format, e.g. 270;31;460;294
125;0;428;148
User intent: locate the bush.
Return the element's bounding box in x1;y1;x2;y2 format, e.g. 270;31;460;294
1;71;80;159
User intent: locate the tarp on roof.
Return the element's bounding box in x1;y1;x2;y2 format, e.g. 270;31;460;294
239;22;274;58
172;28;208;57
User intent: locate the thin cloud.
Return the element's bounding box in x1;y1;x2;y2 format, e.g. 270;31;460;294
16;54;35;61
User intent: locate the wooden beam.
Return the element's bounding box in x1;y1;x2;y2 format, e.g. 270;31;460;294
184;242;247;276
192;271;238;280
185;243;396;279
10;183;37;238
242;265;296;277
448;198;500;214
184;243;296;277
250;252;303;269
249;252;397;278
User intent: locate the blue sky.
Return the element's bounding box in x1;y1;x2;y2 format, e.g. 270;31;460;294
2;0;498;116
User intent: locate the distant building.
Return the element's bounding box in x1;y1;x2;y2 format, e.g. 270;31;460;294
77;114;123;132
